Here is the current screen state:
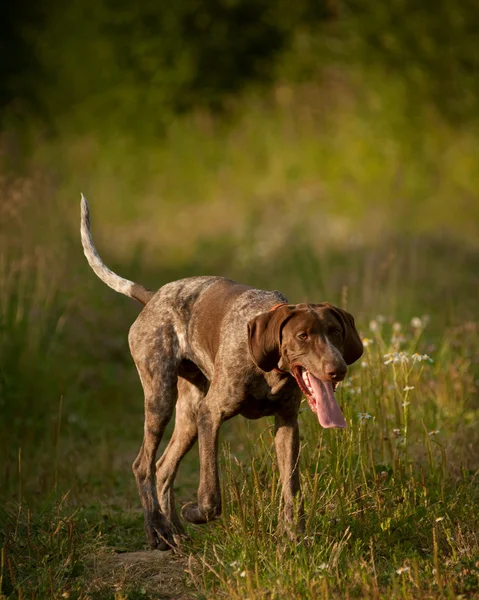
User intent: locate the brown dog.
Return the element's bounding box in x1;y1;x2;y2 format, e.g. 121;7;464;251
80;195;363;550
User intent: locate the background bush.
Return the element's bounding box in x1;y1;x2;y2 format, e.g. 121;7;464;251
2;0;479;133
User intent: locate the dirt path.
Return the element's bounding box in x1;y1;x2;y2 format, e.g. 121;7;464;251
87;549;194;599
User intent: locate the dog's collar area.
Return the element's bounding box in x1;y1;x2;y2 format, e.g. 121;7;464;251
269;302;288;374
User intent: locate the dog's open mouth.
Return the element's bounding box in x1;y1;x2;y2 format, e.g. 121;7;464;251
292;366;346;429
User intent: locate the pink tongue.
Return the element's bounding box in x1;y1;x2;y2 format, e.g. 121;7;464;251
309;373;347;429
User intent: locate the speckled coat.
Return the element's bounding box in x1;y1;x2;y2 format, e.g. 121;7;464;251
80;195;363;550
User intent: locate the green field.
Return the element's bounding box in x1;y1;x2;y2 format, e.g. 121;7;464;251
1;21;479;598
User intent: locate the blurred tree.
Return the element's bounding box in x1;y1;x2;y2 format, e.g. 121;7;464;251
0;0;334;132
1;0;478;132
0;0;42;116
340;0;479;123
105;0;287;108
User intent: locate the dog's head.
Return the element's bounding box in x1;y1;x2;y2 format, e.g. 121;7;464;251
247;303;363;428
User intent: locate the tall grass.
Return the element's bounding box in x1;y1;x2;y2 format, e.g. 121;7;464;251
188;319;479;599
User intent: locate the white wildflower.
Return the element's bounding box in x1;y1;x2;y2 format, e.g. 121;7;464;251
358;412;372;422
396;566;409;575
239;571;246;578
403;385;415;391
435;516;444;522
369;320;379;332
428;430;440;436
361;360;369;368
318;563;328;570
411;317;423;328
392;428;402;438
362;337;374;347
384;352;409;365
402;401;410;407
392;322;402;332
411;353;433;363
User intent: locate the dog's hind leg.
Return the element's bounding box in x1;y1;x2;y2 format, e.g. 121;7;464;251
156;376;207;534
130;323;180;550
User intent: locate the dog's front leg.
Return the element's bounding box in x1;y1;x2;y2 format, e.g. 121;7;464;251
274;410;305;539
181;403;224;524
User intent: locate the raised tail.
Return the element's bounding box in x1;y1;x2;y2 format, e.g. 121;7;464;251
80;194;155;306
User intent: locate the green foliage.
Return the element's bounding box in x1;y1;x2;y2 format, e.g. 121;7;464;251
3;0;479;132
0;500;99;599
19;0;322;134
341;0;479;123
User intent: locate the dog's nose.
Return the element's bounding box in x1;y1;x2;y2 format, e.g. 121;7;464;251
326;364;347;381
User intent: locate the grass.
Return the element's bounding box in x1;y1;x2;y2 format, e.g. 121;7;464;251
1;72;479;598
185;319;479;598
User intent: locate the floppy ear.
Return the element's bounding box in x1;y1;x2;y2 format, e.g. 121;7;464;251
330;306;364;365
247;305;293;372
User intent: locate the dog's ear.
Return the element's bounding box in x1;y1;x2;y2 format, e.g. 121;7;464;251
247;305;293;372
328;306;363;365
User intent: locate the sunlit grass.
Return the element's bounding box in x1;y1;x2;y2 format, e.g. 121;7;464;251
186;318;479;599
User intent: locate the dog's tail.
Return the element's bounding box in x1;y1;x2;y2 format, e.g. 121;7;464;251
80;194;155;306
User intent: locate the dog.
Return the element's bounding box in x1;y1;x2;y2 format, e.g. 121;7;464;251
80;194;363;550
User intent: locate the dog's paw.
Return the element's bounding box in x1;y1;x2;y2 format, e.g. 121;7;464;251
145;513;176;551
181;501;220;524
278;519;306;546
152;528;176;551
181;502;206;524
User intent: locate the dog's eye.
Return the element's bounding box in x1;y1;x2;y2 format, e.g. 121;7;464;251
331;328;341;337
297;332;309;341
